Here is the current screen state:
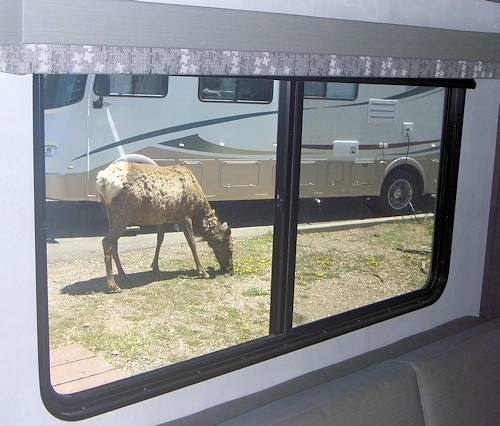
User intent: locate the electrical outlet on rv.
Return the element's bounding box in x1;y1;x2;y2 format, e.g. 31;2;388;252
403;122;414;136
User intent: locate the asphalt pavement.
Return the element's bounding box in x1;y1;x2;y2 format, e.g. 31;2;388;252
45;197;375;263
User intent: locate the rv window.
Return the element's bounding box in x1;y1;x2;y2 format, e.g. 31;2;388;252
36;74;467;420
94;75;169;97
199;77;273;103
43;74;87;109
304;82;358;100
42;74;277;397
295;83;444;325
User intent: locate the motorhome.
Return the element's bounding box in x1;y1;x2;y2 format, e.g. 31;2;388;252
44;75;444;214
0;0;499;424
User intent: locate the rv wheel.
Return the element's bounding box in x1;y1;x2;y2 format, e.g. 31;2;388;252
376;170;421;216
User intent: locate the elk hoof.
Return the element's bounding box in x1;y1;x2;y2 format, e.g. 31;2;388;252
106;284;123;293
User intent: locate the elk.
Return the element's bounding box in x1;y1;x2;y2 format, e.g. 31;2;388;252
96;161;233;292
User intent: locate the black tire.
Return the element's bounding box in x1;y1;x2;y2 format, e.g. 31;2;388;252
375;169;422;216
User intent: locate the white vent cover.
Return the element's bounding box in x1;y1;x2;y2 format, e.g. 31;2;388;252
368;99;398;123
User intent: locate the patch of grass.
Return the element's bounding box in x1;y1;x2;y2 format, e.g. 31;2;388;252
70;324;151;362
242;287;270;297
233;233;273;276
238;232;273;251
234;256;271;275
293;312;308;326
295;249;343;282
48;220;433;379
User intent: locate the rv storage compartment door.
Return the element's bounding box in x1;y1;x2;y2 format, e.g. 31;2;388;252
332;140;359;161
220;161;260;188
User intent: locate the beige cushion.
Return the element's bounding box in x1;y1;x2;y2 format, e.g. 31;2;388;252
390;317;500;426
221;361;424;426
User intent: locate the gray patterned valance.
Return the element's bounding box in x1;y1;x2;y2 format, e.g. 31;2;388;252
1;0;498;79
0;44;498;79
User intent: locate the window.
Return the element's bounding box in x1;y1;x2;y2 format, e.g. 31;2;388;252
35;75;469;420
43;74;87;109
94;75;169;97
304;81;358;100
199;77;273;103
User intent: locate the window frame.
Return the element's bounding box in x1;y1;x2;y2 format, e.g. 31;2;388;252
94;74;169;98
304;81;359;100
198;77;274;104
34;74;474;420
43;74;88;109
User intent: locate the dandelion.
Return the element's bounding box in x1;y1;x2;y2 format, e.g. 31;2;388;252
365;257;379;267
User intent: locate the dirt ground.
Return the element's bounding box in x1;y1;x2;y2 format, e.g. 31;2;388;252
47;218;433;378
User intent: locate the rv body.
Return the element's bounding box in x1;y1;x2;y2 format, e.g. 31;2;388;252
45;75;442;208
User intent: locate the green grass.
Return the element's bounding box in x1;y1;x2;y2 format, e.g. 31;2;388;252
48;221;433;380
234;233;273;276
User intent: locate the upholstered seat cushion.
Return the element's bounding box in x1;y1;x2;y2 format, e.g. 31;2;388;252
389;317;500;425
220;361;424;425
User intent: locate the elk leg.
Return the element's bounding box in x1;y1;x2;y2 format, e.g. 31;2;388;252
111;238;126;279
102;236;122;292
151;224;167;272
180;217;209;278
102;220;128;292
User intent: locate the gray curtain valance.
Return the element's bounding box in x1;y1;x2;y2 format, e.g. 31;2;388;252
1;44;498;79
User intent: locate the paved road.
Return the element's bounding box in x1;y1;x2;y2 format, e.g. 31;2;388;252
47;225;274;264
47;207;432;264
46;197;376;264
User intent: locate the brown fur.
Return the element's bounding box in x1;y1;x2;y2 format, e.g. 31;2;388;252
97;162;233;292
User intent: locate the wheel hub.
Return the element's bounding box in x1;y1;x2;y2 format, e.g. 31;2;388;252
388;179;412;210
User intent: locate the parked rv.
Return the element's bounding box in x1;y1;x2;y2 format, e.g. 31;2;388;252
44;75;443;214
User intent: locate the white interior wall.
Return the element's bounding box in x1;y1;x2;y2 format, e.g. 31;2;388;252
0;74;47;424
0;1;498;423
1;57;498;426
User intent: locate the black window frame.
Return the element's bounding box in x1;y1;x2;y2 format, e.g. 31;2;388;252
34;74;474;421
198;77;274;104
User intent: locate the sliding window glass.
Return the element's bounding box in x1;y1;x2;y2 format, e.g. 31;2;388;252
44;75;278;393
294;83;444;325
